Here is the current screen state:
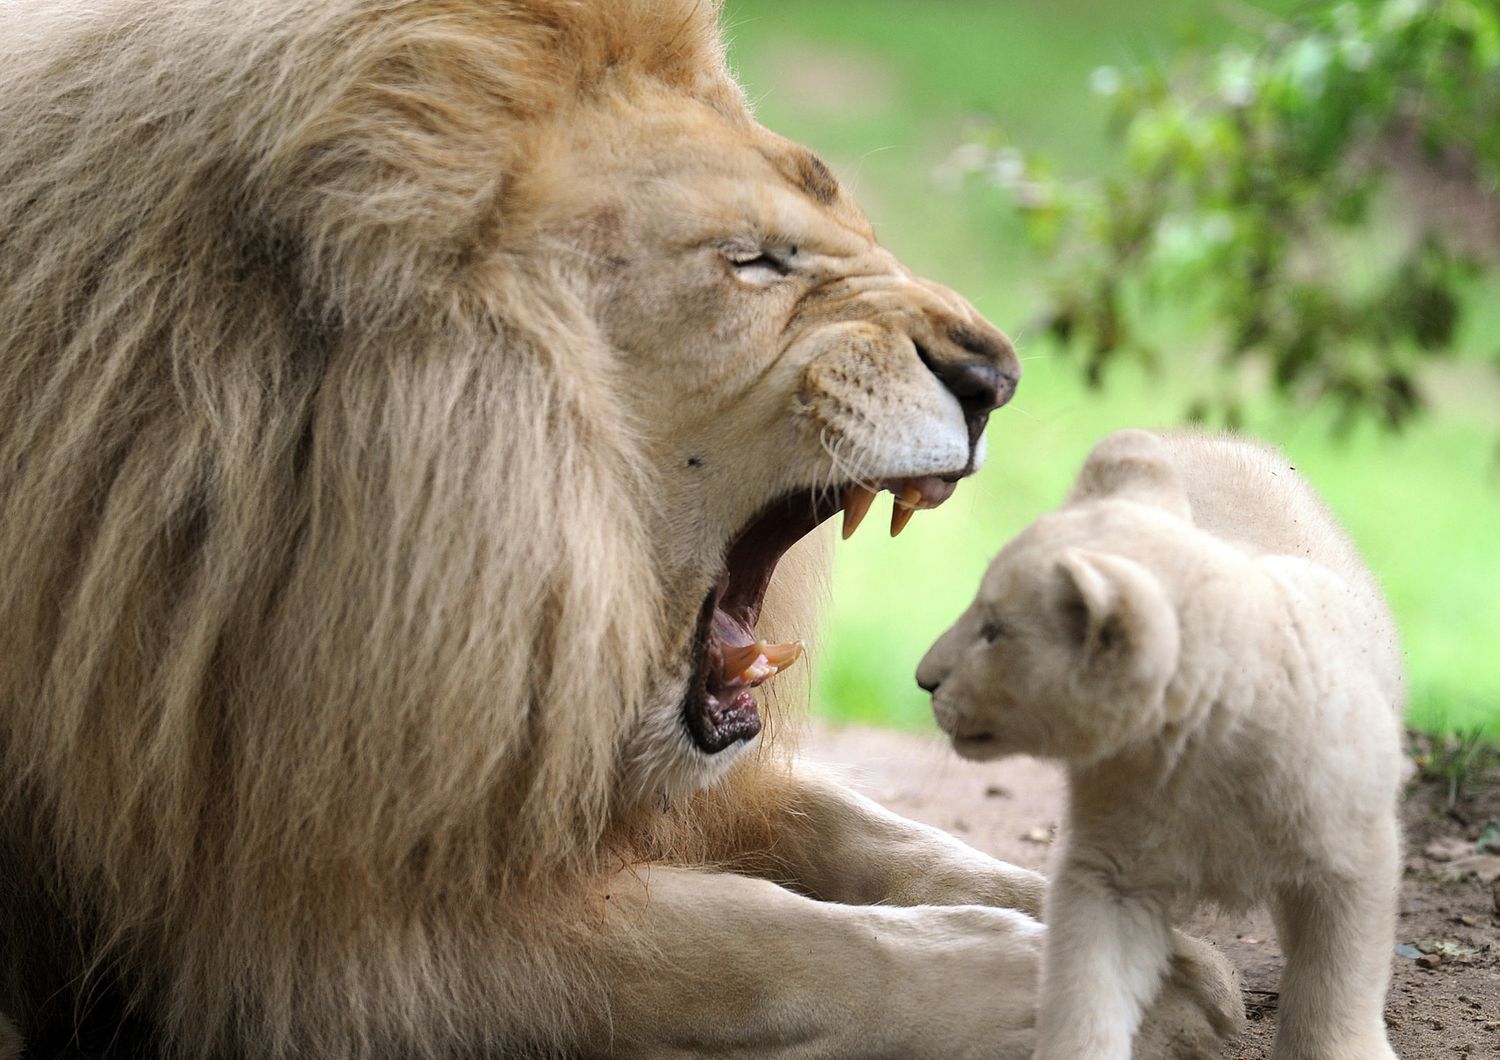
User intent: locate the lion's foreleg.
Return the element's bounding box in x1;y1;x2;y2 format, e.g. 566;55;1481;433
592;863;1042;1060
711;763;1046;914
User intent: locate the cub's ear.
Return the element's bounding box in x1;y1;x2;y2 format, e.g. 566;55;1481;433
1068;429;1190;520
1053;549;1179;683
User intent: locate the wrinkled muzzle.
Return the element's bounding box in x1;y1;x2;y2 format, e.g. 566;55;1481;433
794;272;1019;481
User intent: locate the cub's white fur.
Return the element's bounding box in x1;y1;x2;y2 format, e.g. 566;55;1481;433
919;429;1404;1060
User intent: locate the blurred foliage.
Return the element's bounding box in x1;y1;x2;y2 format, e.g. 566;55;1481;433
728;0;1500;739
945;0;1500;432
1411;727;1499;805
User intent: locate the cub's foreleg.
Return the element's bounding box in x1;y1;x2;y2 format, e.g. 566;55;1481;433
1270;818;1400;1060
1035;855;1175;1060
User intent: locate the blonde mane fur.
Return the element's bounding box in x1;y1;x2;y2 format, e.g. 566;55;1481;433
0;1;828;1053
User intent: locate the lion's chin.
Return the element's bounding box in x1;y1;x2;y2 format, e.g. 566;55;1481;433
681;679;765;754
680;475;965;755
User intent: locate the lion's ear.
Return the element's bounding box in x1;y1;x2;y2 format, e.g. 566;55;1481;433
1052;549;1178;685
1067;429;1191;521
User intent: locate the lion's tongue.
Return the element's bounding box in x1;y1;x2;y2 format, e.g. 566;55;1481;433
710;610;803;689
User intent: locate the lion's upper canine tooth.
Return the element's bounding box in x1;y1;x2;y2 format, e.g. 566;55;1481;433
842;485;877;540
890;499;917;537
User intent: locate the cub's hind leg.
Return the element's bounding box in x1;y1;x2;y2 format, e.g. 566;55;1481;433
1270;819;1400;1060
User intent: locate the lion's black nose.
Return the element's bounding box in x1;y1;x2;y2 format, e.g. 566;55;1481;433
915;321;1019;444
932;358;1016;420
916;672;941;694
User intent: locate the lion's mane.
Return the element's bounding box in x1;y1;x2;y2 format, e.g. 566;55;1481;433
0;1;773;1053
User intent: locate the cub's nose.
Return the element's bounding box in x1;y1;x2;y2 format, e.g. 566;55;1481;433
915;649;947;695
914;318;1019;446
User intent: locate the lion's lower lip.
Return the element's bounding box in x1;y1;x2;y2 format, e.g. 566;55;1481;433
686;686;764;754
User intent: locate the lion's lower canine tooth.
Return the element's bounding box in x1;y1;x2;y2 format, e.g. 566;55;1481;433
842;485;877;540
760;640;803;670
720;643;764;682
742;660;776;683
720;638;804;685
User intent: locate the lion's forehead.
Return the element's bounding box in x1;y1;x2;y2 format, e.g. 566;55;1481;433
624;176;879;261
564;93;876;248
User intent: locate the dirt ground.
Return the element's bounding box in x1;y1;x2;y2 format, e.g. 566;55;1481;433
804;724;1500;1058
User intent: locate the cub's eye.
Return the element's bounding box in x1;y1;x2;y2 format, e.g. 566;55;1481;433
724;246;793;284
978;620;1005;644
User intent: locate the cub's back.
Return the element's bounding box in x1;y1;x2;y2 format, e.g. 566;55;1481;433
1160;429;1404;709
1162;431;1356;572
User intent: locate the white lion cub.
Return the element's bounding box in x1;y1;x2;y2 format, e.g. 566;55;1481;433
918;428;1404;1060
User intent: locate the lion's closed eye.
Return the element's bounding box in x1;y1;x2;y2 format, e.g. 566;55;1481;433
725;245;795;284
978;619;1006;644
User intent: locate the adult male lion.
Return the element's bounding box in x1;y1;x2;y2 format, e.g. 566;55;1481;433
0;1;1241;1056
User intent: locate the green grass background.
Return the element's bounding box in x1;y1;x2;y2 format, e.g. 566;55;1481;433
722;0;1500;738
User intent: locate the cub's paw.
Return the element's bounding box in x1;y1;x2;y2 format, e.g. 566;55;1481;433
1133;935;1245;1058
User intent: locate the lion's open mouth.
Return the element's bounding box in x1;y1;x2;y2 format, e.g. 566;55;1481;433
683;474;961;754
